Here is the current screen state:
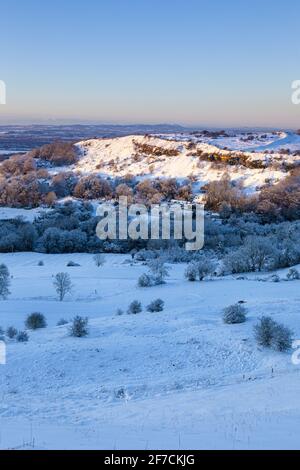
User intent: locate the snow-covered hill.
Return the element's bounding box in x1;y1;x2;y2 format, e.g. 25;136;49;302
73;134;299;193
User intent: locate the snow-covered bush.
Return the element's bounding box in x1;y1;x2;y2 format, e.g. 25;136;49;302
67;261;81;267
148;259;170;285
93;253;106;267
195;256;216;281
16;331;29;343
254;316;292;352
0;264;11;300
271;324;293;352
127;300;142;315
287;267;300;280
116;309;124;316
6;326;17;339
53;272;72;301
269;274;280;283
223;303;247;324
25;312;47;330
184;262;198;281
147;298;164;312
137;273;154;287
69;316;89;337
57;318;68;326
38;260;44;266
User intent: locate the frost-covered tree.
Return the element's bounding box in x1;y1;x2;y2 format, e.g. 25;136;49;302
53;272;72;301
184;262;198;281
93;253;106;267
243;236;274;272
148;259;170;285
195;256;216;281
0;263;11;299
137;273;154;287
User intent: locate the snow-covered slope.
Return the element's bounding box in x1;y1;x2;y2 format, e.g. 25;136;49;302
73;134;298;193
0;253;300;449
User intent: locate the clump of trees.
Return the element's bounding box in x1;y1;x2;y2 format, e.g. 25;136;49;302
73;175;112;200
28;141;78;166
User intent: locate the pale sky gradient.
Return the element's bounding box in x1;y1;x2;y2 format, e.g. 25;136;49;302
1;0;300;128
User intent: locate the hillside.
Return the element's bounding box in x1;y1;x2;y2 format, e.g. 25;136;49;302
74;133;299;194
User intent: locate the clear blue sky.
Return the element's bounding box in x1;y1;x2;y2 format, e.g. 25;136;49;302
1;0;300;127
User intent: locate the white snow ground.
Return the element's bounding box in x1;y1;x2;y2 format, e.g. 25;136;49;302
0;253;299;449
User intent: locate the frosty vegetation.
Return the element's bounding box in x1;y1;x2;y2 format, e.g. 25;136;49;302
223;304;247;324
53;272;72;301
69;316;89;338
254;317;293;352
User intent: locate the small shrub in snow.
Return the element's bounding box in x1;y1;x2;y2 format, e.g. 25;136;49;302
38;260;44;266
116;308;124;316
69;316;89;338
254;316;292;352
53;272;72;301
127;300;142;315
269;274;280;283
16;331;29;343
223;303;247;324
287;268;300;280
137;273;154;287
93;253;106;267
6;326;18;339
57;318;68;326
66;261;80;267
114;387;127;399
25;312;47;330
184;262;198;281
147;298;164;312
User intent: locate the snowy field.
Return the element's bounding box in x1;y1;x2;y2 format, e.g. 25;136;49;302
0;253;300;449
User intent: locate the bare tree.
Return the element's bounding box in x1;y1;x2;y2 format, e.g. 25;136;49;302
0;263;11;300
53;272;72;301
